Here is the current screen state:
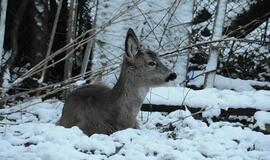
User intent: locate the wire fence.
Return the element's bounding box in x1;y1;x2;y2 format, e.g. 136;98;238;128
191;0;270;81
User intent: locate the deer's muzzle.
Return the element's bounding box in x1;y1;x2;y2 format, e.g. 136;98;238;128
166;73;177;82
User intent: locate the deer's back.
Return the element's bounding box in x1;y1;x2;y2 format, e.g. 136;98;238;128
59;84;119;135
68;84;111;100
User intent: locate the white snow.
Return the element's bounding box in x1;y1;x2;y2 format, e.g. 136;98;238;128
74;80;87;86
160;0;194;85
145;87;270;117
35;2;45;13
1;99;270;160
187;70;270;91
1;67;10;96
254;111;270;130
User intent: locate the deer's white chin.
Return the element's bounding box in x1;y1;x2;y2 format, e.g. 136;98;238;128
137;87;149;101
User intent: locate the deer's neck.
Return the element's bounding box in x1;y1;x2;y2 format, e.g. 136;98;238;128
112;63;149;117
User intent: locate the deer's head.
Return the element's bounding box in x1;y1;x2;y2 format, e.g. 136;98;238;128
124;28;177;87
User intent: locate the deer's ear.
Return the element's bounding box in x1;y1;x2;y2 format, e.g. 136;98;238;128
125;28;140;59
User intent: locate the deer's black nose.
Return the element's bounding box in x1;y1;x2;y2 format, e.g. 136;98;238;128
166;73;177;82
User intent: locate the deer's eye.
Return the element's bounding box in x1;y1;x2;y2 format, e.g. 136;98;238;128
148;61;157;66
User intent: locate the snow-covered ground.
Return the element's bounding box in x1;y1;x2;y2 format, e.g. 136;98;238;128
1;94;270;160
187;71;270;91
1;0;269;159
145;87;270;116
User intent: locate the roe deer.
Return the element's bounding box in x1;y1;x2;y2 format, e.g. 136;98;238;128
58;28;177;136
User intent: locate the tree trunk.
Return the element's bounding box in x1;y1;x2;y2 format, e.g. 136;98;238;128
40;0;63;83
31;0;48;66
80;0;98;78
1;1;29;97
63;0;78;96
0;0;7;69
8;0;29;68
204;0;227;88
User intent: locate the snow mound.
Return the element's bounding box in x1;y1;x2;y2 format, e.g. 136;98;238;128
254;111;270;130
145;87;270;117
187;71;270;91
1;99;270;160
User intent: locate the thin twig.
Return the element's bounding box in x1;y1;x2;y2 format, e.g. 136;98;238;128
161;106;213;127
179;69;216;86
10;0;144;87
40;0;63;83
161;38;270;57
141;0;180;41
158;0;182;49
132;0;160;45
